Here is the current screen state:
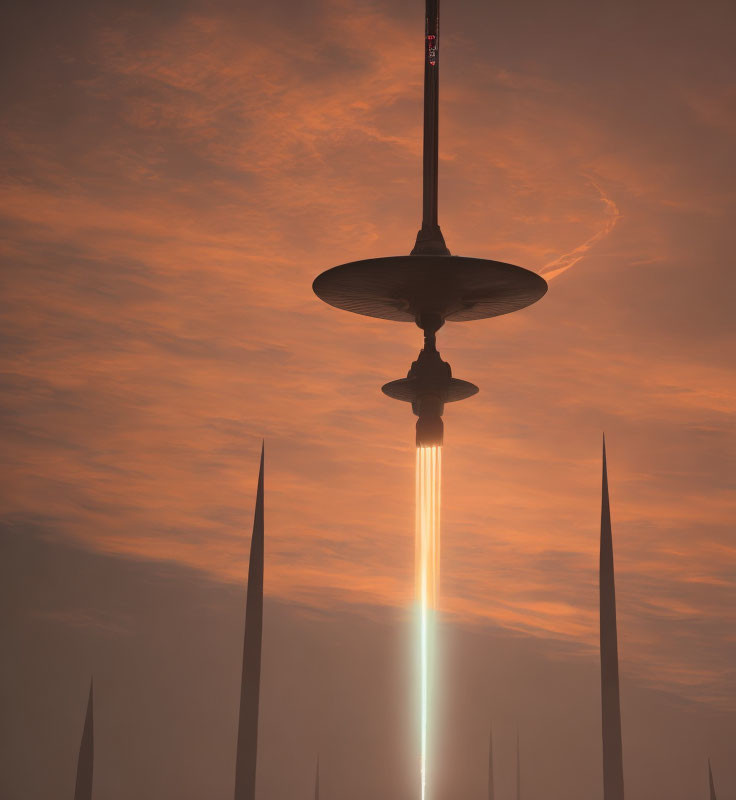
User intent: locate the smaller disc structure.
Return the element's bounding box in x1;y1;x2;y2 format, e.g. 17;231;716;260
382;377;478;404
313;254;547;323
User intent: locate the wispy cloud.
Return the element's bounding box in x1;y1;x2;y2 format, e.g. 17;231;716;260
541;181;621;280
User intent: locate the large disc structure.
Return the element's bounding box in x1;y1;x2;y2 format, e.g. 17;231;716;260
313;254;546;323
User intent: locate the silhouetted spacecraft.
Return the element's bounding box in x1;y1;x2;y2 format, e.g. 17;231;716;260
600;437;625;800
74;679;94;800
233;445;265;800
313;0;547;446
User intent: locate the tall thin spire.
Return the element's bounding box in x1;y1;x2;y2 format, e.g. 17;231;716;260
708;759;718;800
600;436;625;800
412;0;449;255
74;679;94;800
314;757;320;800
488;726;495;800
234;444;265;800
515;732;520;800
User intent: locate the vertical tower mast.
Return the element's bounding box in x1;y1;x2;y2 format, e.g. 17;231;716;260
74;679;94;800
600;437;625;800
488;726;495;800
234;445;265;800
708;759;718;800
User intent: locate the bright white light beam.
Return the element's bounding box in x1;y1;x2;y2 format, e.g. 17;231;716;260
416;445;441;800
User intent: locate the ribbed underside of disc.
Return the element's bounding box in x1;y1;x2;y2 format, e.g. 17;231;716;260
313;254;547;322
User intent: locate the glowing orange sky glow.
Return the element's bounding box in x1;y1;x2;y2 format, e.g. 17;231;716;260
1;0;734;719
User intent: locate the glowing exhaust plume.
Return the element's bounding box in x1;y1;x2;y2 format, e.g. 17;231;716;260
415;445;441;800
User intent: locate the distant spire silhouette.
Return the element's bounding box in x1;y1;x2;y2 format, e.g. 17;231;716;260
314;757;320;800
516;732;520;800
600;436;625;800
74;679;94;800
708;759;717;800
234;444;265;800
488;726;495;800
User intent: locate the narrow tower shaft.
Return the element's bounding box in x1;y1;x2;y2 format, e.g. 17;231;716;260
314;758;320;800
488;727;495;800
413;0;449;255
708;760;718;800
422;0;439;229
234;445;265;800
516;732;521;800
600;438;625;800
74;680;94;800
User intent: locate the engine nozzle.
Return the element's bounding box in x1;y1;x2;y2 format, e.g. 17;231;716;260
416;413;444;447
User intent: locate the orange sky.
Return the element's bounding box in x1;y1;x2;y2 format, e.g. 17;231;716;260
1;0;734;722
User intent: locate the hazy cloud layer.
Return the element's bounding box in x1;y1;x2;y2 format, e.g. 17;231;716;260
1;525;734;800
